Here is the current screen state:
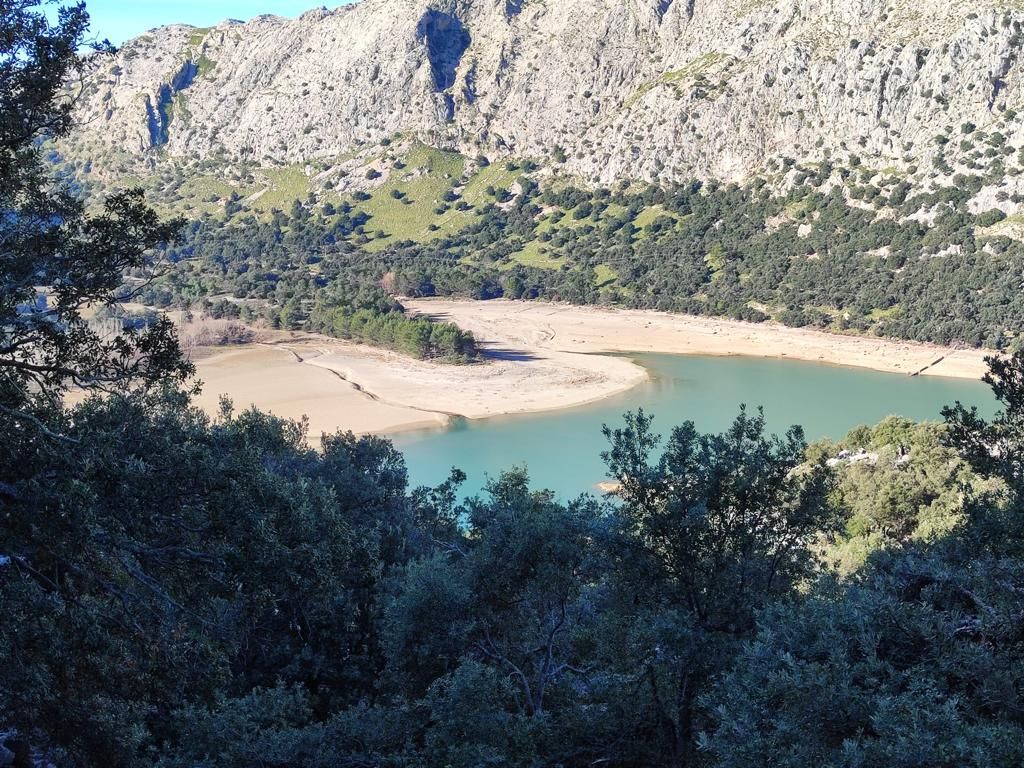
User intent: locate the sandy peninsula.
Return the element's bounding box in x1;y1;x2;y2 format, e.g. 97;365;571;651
186;300;991;440
189;327;646;440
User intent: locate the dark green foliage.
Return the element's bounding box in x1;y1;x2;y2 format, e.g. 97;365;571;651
307;284;478;361
602;408;837;633
703;556;1024;767
0;391;433;767
944;349;1024;493
700;352;1024;766
593;408;839;766
1;0;191;420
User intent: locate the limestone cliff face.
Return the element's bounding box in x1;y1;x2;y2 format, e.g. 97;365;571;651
72;0;1024;182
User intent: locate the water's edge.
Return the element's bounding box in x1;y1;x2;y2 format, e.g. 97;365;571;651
392;353;996;500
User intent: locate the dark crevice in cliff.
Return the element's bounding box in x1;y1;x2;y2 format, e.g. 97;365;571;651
171;60;197;92
990;38;1020;111
146;60;198;148
875;69;889;120
418;10;471;91
144;94;161;147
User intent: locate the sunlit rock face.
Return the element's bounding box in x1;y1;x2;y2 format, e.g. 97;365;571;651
73;0;1024;183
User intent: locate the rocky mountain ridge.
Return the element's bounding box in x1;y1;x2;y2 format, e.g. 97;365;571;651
70;0;1024;184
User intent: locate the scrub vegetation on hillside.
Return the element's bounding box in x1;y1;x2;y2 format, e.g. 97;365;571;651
92;136;1024;352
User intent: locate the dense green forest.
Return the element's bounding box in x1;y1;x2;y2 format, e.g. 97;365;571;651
5;4;1024;768
64;112;1024;352
134;199;479;361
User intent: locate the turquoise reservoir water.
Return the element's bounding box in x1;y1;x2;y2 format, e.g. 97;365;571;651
392;354;997;499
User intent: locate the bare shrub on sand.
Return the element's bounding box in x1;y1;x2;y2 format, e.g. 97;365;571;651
181;319;265;351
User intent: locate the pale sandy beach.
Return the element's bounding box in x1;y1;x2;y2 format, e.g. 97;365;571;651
189;344;448;438
184;300;991;439
405;299;991;381
190;328;647;439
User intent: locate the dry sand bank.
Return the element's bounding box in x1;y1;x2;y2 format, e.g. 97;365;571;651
185;300;990;440
190;332;646;439
190;344;446;437
405;299;990;381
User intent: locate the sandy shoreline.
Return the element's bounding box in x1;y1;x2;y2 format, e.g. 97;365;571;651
405;299;991;381
186;300;990;440
189;328;647;440
189;344;449;438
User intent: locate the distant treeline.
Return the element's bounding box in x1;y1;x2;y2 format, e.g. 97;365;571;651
132;201;477;362
391;169;1024;348
319;307;477;362
142;154;1024;351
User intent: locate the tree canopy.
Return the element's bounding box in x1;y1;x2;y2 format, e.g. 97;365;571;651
0;0;190;430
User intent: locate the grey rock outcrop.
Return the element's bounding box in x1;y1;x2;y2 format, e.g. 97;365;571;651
70;0;1024;182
